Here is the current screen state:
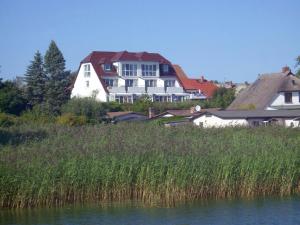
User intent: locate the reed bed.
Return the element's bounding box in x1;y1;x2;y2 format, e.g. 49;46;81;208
0;123;300;208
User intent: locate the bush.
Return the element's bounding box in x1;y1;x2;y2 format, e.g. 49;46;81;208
62;98;117;123
0;113;18;127
56;113;87;126
20;105;55;124
0;80;27;115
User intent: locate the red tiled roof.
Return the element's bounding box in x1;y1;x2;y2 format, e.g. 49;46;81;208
79;51;178;93
173;65;218;98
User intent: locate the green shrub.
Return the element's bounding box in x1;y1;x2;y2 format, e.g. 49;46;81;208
20;105;55;124
62;98;116;123
56;113;87;126
0;113;17;127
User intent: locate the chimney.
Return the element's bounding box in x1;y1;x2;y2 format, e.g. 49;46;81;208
190;106;196;114
199;76;204;82
282;66;291;73
148;107;155;118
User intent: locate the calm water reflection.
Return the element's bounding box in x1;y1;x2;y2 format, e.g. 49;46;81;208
1;197;300;225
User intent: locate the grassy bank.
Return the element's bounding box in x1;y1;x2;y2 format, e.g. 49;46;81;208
1;123;300;208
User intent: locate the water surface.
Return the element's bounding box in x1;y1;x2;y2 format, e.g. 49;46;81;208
1;197;300;225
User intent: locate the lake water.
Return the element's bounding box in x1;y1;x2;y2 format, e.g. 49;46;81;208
1;197;300;225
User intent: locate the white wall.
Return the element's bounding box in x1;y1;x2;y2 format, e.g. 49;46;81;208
71;63;108;102
269;92;300;109
193;115;248;128
137;77;145;87
285;119;300;127
157;77;181;87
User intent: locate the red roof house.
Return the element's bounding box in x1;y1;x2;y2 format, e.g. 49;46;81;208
173;65;218;98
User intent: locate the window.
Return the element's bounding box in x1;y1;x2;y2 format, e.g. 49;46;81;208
145;80;157;87
125;79;137;87
164;80;175;87
104;79;117;87
142;64;157;76
86;81;89;87
284;92;292;103
163;64;169;73
122;64;137;76
104;64;111;71
84;64;90;77
154;95;171;102
172;95;185;102
115;95;133;104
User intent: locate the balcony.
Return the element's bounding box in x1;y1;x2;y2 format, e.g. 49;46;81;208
189;93;207;100
127;87;146;94
108;85;189;96
108;86;127;93
166;87;184;93
147;87;165;94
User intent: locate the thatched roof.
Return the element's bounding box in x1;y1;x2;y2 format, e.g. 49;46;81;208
227;69;299;110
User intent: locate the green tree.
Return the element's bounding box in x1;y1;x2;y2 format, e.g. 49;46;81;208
24;51;47;106
211;87;235;108
296;56;300;78
0;80;27;115
44;40;71;114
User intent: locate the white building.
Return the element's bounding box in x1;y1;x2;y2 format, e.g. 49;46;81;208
71;51;218;103
192;110;300;128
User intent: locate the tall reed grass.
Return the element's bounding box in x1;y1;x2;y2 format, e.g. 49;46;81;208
0;123;300;208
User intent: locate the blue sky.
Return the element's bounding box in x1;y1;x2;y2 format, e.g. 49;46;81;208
0;0;299;82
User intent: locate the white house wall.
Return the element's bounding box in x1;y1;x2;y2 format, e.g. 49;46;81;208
71;63;107;102
284;119;300;127
269;92;300;109
193;115;248;128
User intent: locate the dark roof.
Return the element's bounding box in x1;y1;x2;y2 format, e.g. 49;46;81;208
151;108;220;119
278;75;300;92
79;51;178;92
106;111;148;122
106;111;144;118
227;70;296;110
192;109;300;120
82;51;172;64
173;65;218;98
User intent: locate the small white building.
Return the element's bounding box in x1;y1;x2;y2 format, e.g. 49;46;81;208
192;110;300;128
71;51;218;103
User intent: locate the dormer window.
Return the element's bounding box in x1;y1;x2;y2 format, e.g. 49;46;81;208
284;92;292;103
142;64;156;76
163;64;169;73
84;64;90;77
104;64;111;71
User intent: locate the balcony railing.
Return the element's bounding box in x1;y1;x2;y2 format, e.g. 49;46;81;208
108;86;127;93
108;86;190;96
189;93;207;100
146;87;165;94
166;87;184;93
127;87;146;94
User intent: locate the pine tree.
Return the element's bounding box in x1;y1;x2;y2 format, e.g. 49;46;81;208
44;40;71;114
24;51;47;106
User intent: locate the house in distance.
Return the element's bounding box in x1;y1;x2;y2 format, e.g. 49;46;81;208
71;51;218;103
228;67;300;110
191;67;300;128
